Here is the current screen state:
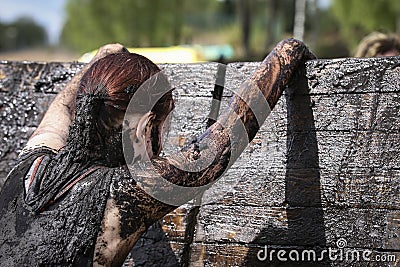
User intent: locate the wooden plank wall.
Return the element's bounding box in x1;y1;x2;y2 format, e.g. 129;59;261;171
0;56;399;266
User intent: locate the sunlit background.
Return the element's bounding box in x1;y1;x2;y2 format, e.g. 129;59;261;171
0;0;399;62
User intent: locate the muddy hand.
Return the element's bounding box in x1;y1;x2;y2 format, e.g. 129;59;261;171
252;38;316;110
219;38;315;146
92;43;129;62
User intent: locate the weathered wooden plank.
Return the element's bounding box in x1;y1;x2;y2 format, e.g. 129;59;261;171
311;92;400;132
4;92;400;171
201;166;400;210
161;63;222;98
2;63;400;208
201;129;400;209
2;61;400;140
0;61;222;96
194;205;400;250
2;57;400;97
0;61;83;93
189;243;400;267
228;91;400;133
316;131;400;171
2;58;400;267
224;62;258;97
225;58;400;97
306;57;400;94
170;92;400;170
383;65;400;93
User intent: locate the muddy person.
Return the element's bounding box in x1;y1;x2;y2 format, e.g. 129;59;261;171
0;39;314;266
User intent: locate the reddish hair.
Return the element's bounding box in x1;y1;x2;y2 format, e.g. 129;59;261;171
78;52;174;157
80;53;159;111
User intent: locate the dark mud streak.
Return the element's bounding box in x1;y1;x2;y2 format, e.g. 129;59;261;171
206;64;226;128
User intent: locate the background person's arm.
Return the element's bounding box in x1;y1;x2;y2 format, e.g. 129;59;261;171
24;44;128;151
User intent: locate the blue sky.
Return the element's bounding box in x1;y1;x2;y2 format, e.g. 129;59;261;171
0;0;331;45
0;0;67;44
319;0;331;9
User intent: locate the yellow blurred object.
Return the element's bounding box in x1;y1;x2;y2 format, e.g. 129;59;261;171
79;46;202;63
79;44;234;63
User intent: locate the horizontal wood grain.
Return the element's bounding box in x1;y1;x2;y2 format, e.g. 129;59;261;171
1;56;399;266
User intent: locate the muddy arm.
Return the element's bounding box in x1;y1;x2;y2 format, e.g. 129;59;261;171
24;44;128;151
104;39;315;266
132;38;315;206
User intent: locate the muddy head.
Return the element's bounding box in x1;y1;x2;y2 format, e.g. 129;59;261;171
67;52;175;167
19;52;175;213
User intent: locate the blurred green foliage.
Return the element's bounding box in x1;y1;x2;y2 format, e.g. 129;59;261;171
60;0;400;59
61;0;219;52
0;17;47;51
61;0;296;57
332;0;400;52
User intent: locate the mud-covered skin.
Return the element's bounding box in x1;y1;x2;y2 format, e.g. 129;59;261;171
94;38;315;266
147;39;315;192
0;148;114;266
0;45;130;266
0;93;122;265
94;167;175;266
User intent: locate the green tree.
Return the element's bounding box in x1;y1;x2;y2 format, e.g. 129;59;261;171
61;0;191;51
0;17;47;51
61;0;217;52
331;0;400;49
